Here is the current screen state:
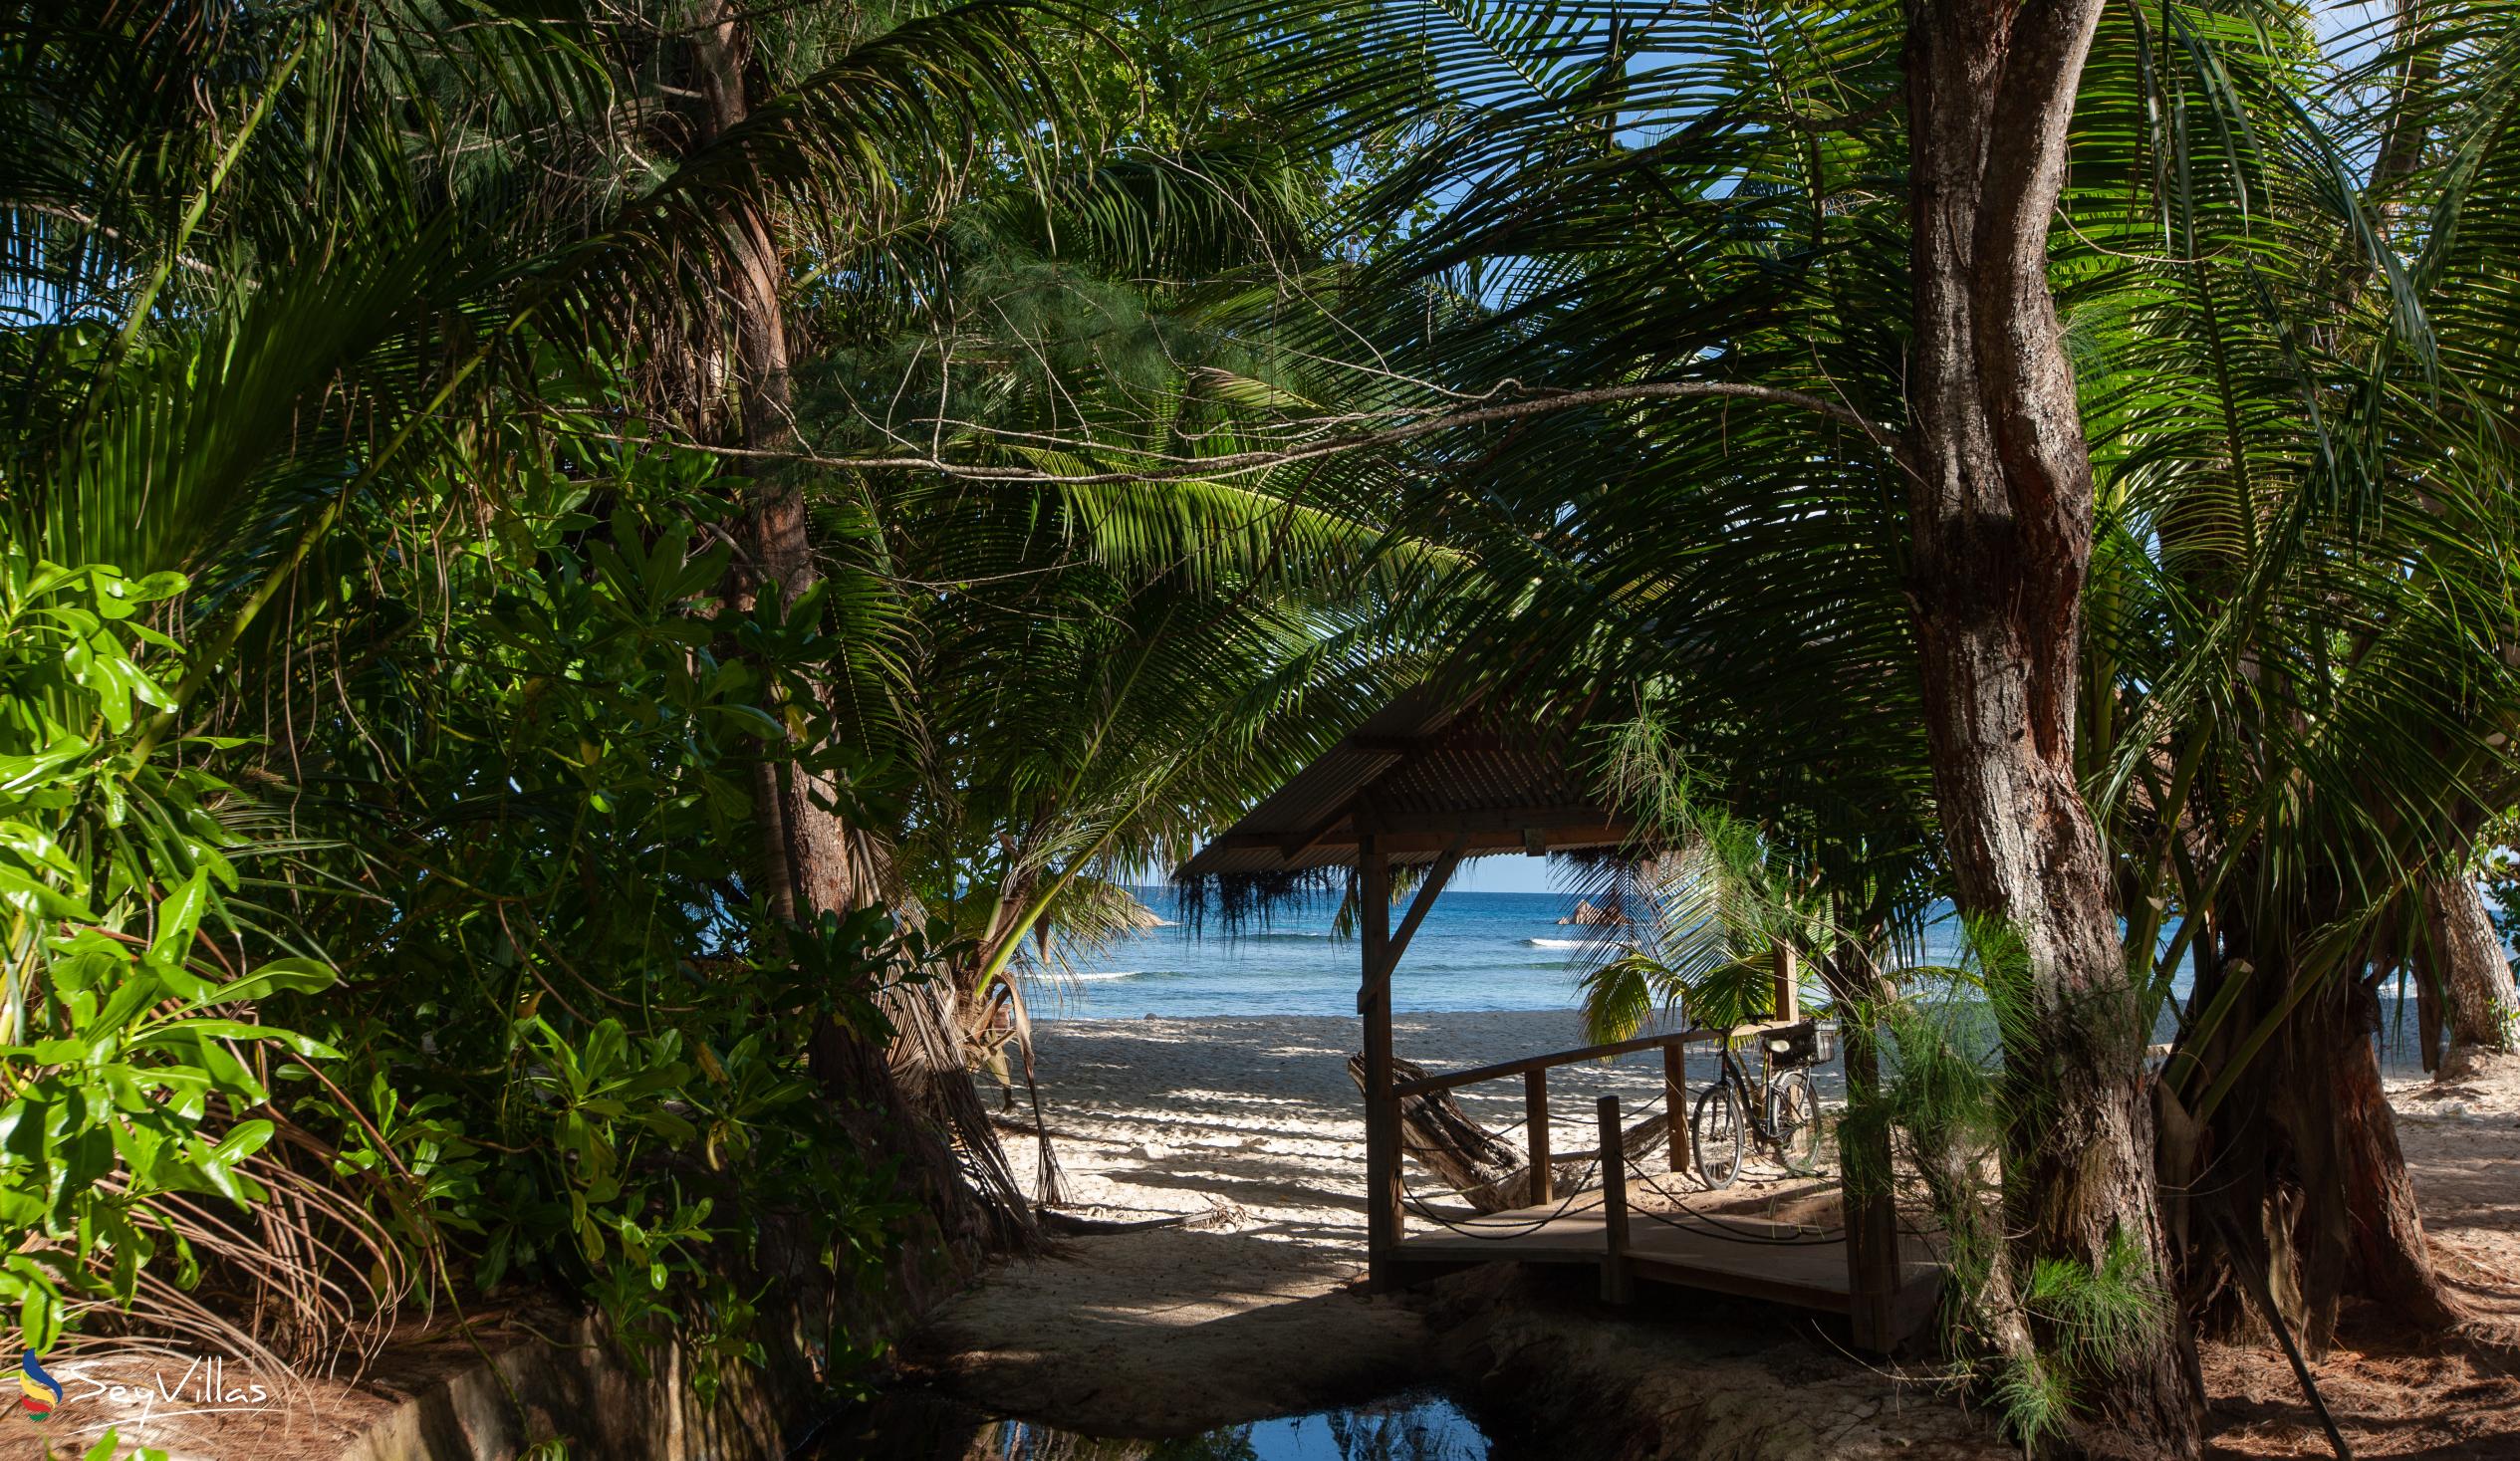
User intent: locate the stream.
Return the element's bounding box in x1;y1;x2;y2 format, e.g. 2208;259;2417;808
818;1387;1494;1460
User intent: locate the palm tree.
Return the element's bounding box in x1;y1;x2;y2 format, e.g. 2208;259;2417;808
1162;0;2520;1443
1567;832;1809;1047
0;0;1096;1351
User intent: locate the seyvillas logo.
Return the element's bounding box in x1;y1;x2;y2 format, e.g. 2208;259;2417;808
74;1355;270;1412
17;1350;62;1422
10;1348;284;1441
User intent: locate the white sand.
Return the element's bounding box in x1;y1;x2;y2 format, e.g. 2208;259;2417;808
1016;1009;1812;1244
2384;1051;2520;1330
919;1010;1860;1437
936;1010;2520;1449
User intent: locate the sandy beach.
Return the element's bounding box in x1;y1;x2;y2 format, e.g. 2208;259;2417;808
920;1008;2520;1457
922;1010;1982;1452
1012;1010;1787;1242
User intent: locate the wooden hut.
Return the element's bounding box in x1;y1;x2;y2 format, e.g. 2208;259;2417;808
1177;689;1937;1349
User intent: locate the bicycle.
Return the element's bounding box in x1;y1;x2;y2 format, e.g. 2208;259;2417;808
1688;1018;1831;1189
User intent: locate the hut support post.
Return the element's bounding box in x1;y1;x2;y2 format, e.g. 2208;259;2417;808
1525;1070;1552;1204
1599;1094;1633;1304
1664;1042;1690;1176
1361;834;1399;1289
1361;835;1466;1291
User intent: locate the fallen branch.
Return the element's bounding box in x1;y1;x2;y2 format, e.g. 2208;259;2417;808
2208;1207;2354;1461
1037;1203;1243;1236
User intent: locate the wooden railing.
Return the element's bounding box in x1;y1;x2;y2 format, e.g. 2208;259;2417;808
1598;1093;1633;1304
1365;1001;1919;1351
1371;1020;1805;1225
1362;938;1809;1294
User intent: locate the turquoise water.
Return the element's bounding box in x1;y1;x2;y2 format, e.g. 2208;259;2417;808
1037;888;1629;1021
1036;890;2435;1077
1039;887;1982;1021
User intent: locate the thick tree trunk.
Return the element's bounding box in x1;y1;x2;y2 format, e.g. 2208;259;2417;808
2419;876;2517;1080
1900;1;2200;1452
2168;929;2464;1352
2328;980;2449;1320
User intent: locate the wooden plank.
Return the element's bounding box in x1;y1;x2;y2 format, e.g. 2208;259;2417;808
1397;1235;1605;1265
1215;825;1634;857
1772;944;1800;1023
1390;1174;1949;1323
1525;1070;1552;1205
1598;1095;1633;1305
1623;1252;1854;1314
1390;1031;1687;1096
1277;812;1352;862
1366;804;1622;837
1395;1201;1897;1315
1349;732;1510;755
1388;837;1465;968
1365;833;1455;1295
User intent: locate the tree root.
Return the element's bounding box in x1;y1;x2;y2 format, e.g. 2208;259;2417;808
2446;1316;2520;1369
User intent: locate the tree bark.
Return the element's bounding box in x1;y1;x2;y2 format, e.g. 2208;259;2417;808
1900;0;2201;1451
686;2;1030;1293
690;4;870;923
2419;876;2517;1081
2168;926;2465;1352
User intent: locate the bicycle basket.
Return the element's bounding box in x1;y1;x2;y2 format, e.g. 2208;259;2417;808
1761;1019;1830;1070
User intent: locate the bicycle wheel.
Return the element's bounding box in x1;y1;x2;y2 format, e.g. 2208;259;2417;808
1690;1083;1744;1191
1768;1070;1823;1175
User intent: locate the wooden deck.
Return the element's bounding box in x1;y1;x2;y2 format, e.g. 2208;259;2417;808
1389;1185;1945;1330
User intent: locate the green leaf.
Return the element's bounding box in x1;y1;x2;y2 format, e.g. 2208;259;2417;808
149;867;211;966
0;866;97;922
203;1118;276;1167
206;957;339;1004
133;1020;341;1061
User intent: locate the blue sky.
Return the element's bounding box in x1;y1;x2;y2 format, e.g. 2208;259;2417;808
1442;854;1561;893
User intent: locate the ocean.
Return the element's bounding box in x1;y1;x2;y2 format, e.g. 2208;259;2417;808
1034;889;1613;1021
1032;889;2444;1075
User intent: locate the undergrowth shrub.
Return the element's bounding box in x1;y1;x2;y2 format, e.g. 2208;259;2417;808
4;423;930;1407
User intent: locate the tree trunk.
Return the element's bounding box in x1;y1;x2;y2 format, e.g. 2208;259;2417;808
2328;977;2451;1322
2419;876;2517;1080
2167;874;2464;1343
687;2;1031;1293
690;4;867;923
1900;1;2201;1451
2414;950;2444;1073
2167;929;2465;1353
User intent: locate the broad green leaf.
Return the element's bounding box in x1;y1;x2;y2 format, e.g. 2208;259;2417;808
149;868;211;966
206;957;339;1004
133;1020;341;1061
